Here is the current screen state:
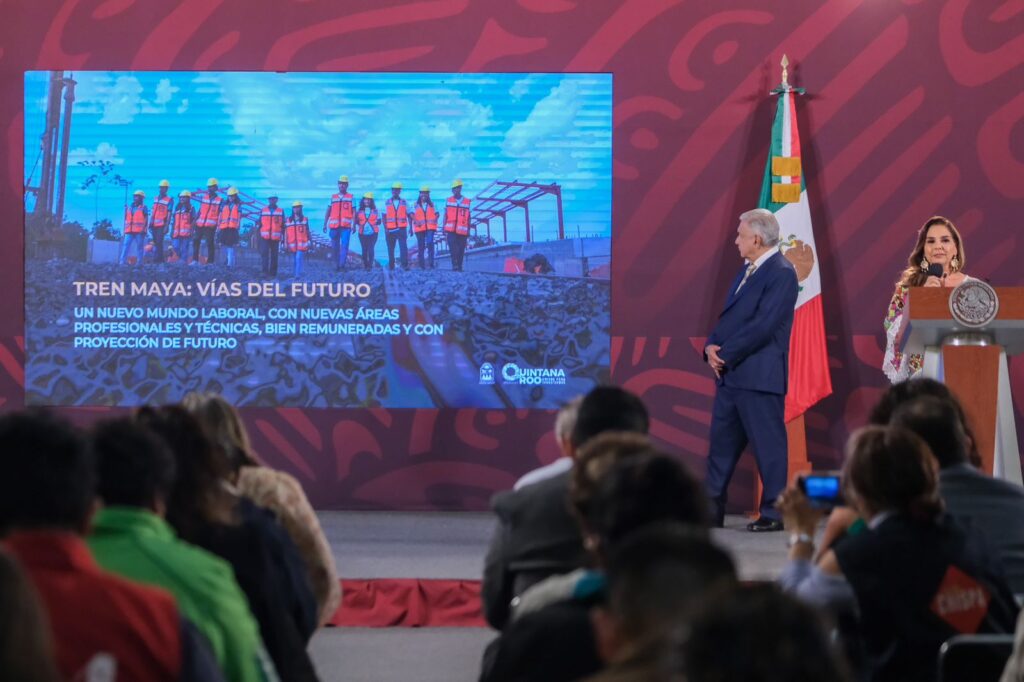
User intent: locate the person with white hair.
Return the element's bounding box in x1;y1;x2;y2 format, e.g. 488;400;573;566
513;396;583;490
703;208;798;532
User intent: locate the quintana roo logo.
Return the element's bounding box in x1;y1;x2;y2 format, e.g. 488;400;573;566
502;363;521;384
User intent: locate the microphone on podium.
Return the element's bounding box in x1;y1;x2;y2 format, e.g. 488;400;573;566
927;263;945;280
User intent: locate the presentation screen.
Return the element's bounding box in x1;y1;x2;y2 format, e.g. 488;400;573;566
24;71;612;408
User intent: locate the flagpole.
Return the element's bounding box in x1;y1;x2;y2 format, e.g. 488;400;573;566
751;54;813;516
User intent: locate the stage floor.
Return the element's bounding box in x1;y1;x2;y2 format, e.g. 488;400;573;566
312;510;791;681
318;510;790;583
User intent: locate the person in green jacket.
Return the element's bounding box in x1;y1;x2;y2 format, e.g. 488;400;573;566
86;418;277;682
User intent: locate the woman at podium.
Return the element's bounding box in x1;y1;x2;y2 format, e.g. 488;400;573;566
883;216;969;383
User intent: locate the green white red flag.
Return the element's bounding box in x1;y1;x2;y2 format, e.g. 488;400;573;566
759;83;832;422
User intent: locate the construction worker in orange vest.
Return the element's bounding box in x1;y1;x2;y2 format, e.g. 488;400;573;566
120;190;149;265
149;179;173;264
355;193;380;271
218;187;242;267
412;186;438;269
194;177;222;265
384;182;410;271
323;175;354;271
443;179;471;271
285;201;310;278
260;194;284;276
171;191;196;264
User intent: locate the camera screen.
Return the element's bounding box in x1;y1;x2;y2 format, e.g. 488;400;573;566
803;475;841;500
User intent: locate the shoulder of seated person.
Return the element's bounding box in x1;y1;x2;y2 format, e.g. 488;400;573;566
942;466;1024;493
240;466;305;498
495;470;569;506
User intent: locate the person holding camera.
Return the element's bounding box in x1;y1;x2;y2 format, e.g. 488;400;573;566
778;425;1018;682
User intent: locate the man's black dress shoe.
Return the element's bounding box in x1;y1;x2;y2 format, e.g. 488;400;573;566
747;517;784;532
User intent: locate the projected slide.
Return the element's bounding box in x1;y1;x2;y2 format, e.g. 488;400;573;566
24;71;612;408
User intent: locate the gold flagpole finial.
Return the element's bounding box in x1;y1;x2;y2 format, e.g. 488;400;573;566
780;54;790;87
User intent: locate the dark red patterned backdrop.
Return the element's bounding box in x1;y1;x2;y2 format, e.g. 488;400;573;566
2;0;1022;510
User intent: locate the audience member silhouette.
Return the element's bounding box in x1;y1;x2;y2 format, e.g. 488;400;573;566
0;410;224;681
482;451;711;682
482;386;650;630
87;417;272;682
0;547;61;682
674;584;852;682
183;391;341;626
585;523;736;682
136;405;320;682
779;425;1018;682
890;394;1024;594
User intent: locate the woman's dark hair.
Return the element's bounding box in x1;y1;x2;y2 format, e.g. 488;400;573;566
673;584;852;682
0;548;61;682
569;431;653;527
604;523;736;643
570;385;649;449
360;197;377;211
0;410;93;534
842;425;943;522
585;452;709;556
91;418;177;508
890;396;969;469
868;378;981;467
181;392;260;474
896;216;965;290
134;405;236;541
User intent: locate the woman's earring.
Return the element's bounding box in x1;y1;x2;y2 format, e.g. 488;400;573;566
920;258;929;271
950;256;959;271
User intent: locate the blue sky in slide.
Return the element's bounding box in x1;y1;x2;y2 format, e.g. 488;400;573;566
25;71;611;241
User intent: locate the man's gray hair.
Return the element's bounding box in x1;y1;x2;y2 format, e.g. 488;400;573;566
554;396;584;444
739;208;781;247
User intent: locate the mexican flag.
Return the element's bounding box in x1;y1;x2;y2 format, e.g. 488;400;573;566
759;84;832;422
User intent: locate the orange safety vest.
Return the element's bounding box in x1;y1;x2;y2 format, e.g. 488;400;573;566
285;216;310;252
443;196;470;235
260;207;284;240
124;205;147;234
172;207;194;238
218;202;241;230
327;193;355;229
356;208;379;235
412;203;438;233
196;193;221;228
151;195;172;228
384;199;409;231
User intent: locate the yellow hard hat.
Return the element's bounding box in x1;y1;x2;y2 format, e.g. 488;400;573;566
392;182;402;189
338;175;349;183
207;177;218;186
179;190;191;198
451;179;463;188
363;192;374;199
133;189;145;196
292;200;303;207
158;179;170;187
420;186;430;192
227;187;239;196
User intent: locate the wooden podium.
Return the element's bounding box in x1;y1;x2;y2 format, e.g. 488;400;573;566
904;287;1024;483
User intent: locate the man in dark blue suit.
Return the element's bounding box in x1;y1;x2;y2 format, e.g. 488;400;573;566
705;209;798;532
